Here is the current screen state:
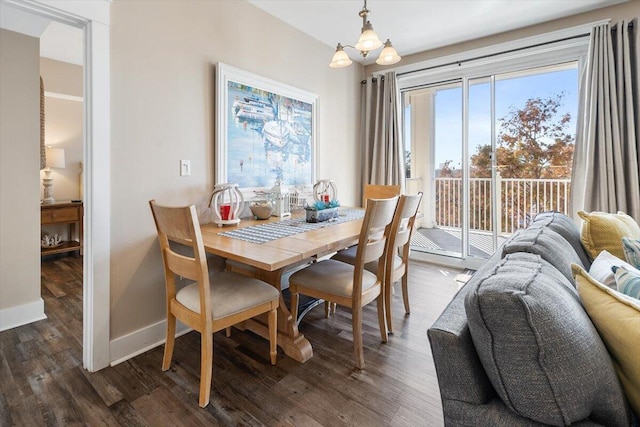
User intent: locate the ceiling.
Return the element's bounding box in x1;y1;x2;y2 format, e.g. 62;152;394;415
1;0;628;67
248;0;629;64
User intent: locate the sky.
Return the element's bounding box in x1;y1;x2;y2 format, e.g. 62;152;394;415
430;66;579;170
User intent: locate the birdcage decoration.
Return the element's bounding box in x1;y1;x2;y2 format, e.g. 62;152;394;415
268;180;291;218
208;183;244;227
313;179;338;204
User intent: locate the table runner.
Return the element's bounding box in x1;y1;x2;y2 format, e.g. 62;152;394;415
219;209;365;244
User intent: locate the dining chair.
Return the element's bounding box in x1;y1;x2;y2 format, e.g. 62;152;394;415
149;200;279;408
333;193;423;333
362;184;401;207
288;196;399;369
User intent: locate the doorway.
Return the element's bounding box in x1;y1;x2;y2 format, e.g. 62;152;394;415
0;0;111;371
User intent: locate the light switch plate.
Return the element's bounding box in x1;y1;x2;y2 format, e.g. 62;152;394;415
180;159;191;176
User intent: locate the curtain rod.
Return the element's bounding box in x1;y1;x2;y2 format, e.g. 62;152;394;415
362;20;634;84
395;32;590;78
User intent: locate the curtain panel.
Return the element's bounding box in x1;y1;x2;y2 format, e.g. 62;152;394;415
571;20;639;222
361;71;405;198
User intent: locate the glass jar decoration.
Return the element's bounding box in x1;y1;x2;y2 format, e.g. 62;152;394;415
208;183;244;227
269;180;291;218
313;179;338;204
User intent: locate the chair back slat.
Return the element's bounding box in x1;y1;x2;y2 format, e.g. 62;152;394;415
149;200;211;314
362;184;401;208
390;193;423;250
355;196;398;274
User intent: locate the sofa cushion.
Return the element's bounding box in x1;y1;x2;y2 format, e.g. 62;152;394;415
573;264;640;417
465;252;629;426
578;210;640;261
623;236;640;269
531;212;592;268
501;225;584;283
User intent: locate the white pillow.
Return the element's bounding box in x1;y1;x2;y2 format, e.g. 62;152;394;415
588;250;640;289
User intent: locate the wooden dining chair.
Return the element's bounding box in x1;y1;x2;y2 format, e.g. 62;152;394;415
333;193;423;333
362;184;401;207
289;196;399;369
149;200;279;408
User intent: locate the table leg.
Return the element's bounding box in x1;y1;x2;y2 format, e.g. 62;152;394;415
227;263;313;363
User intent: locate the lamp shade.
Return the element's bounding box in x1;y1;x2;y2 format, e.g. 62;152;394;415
376;39;401;65
354;21;382;52
45;147;66;169
329;44;353;68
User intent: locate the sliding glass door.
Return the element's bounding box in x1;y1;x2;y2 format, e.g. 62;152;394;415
403;63;578;267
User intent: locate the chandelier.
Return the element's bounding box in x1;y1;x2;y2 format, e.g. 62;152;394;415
329;0;401;68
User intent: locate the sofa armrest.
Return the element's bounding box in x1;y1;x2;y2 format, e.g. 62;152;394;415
427;281;495;405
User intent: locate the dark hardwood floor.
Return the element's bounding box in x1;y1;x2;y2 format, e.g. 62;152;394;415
0;255;462;426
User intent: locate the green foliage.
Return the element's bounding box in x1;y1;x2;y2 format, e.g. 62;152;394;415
470;93;574;179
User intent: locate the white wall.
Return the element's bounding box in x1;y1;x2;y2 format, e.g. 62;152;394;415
109;0;362;346
0;29;45;330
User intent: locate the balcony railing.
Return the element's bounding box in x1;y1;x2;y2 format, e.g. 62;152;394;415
435;176;571;234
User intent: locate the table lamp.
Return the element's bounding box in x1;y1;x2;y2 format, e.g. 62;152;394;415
42;146;65;204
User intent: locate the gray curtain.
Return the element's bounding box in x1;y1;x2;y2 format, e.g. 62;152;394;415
361;71;405;196
571;20;639;222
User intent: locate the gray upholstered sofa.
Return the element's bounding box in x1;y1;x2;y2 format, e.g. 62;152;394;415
428;212;634;426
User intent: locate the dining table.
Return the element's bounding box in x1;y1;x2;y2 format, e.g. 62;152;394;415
199;208;365;363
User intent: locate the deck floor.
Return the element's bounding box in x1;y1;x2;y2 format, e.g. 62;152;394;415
411;227;509;258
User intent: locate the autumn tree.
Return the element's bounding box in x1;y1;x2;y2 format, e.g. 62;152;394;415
470;93;574;179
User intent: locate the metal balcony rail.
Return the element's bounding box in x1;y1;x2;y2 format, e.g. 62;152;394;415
435;176;571;234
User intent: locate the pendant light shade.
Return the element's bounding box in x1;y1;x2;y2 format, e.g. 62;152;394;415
329;44;353;68
354;21;382;52
375;39;401;65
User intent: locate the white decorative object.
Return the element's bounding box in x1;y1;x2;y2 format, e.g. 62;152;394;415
41;233;63;248
269;180;291;218
313;179;338;203
42;146;66;204
208;183;244;227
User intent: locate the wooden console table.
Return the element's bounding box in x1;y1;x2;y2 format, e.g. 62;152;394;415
41;201;83;257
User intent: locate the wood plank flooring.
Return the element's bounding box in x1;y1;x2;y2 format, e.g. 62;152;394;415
0;255;462;426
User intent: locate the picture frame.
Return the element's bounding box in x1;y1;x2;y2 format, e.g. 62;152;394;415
215;63;318;195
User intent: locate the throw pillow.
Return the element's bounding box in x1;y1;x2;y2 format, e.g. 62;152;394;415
613;265;640;300
588;250;640;289
465;252;629;426
622;236;640;269
573;264;640;417
577;211;640;261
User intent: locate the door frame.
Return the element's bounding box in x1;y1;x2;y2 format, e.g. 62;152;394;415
4;0;111;371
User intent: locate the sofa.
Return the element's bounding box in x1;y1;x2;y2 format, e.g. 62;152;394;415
428;212;637;426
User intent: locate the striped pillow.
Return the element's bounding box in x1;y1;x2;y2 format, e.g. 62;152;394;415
622;237;640;269
613;265;640;300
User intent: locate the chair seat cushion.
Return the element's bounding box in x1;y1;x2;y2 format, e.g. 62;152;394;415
176;271;279;320
289;259;379;298
333;247;402;274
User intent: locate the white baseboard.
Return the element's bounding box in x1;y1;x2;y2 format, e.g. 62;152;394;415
0;298;47;332
110;319;192;366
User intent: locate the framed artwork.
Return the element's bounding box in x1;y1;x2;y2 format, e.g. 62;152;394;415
215;63;317;194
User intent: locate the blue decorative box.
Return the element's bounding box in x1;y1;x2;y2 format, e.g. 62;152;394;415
305;207;339;223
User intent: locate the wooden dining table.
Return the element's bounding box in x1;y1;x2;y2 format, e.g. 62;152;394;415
200;209;364;363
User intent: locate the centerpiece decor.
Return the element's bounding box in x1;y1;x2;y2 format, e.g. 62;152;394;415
268;180;291;218
313;179;338;204
305;199;340;223
209;183;244;227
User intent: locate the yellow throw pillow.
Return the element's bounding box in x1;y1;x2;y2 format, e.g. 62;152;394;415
578;211;640;260
572;264;640;416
